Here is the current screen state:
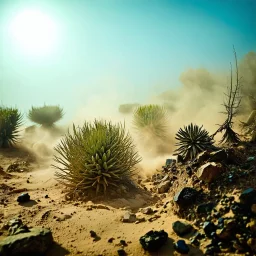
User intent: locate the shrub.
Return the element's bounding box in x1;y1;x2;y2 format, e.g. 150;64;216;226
133;104;168;139
0;106;22;148
28;105;64;127
175;123;215;160
52;120;142;195
119;103;140;114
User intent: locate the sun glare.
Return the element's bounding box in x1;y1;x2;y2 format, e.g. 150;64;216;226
9;9;58;56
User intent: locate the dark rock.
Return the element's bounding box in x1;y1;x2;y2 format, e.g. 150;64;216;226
117;248;126;256
209;150;227;162
165;159;174;166
174;187;198;208
120;240;127;246
174;240;190;254
196;151;210;164
203;222;217;238
0;227;53;256
17;193;30;203
90;230;97;238
197;202;215;214
172;220;193;236
141;207;154;215
239;188;256;206
139;230;168;251
197;162;224;183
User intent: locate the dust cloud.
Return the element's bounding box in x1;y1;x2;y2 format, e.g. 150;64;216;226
20;50;256;177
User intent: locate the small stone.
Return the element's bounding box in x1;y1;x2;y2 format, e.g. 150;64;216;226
173;187;198;208
17;193;30;203
174;240;190;254
197;202;215;214
141;207;154;215
117;248;126;256
203;222;216;238
45;195;49;198
122;212;137;223
172;220;193;236
90;230;97;238
108;238;114;243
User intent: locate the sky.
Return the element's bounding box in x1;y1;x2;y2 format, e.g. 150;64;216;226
0;0;255;123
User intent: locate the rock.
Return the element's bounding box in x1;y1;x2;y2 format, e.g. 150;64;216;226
17;193;30;203
0;227;53;256
7;219;29;236
141;207;154;215
117;248;126;256
197;162;224;183
122;212;137;223
90;230;97;238
197;202;215;214
157;180;171;194
139;230;168;251
239;188;256;206
251;204;256;214
173;187;198;208
165;159;174;166
56;214;72;222
209;150;227;162
203;222;216;238
247;238;256;252
196;151;210;164
172;220;193;236
174;240;190;254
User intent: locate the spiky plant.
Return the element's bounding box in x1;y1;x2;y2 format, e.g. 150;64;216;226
0;106;23;148
28;105;64;127
175;123;215;161
52;120;142;195
133;104;168;139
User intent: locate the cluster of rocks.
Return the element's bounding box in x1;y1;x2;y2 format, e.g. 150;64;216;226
0;218;53;256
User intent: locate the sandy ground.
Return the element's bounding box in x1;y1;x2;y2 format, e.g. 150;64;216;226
0;146;207;256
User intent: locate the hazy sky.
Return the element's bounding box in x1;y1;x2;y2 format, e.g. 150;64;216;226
0;0;255;123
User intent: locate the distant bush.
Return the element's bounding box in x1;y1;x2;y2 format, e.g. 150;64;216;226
53;119;142;196
28;105;64;127
0;106;22;148
119;103;140;114
133;104;168;139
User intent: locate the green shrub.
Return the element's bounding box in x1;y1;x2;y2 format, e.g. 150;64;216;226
133;104;168;138
53;120;142;195
28;105;64;127
0;106;22;148
175;123;215;160
119;103;140;114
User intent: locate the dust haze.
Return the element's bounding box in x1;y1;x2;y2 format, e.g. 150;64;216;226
20;50;256;178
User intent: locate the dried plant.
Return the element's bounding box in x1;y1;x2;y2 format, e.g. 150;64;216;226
211;46;242;144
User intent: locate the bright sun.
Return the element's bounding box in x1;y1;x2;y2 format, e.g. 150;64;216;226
9;9;58;56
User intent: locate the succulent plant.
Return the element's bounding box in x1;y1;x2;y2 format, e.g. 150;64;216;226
175;123;215;160
28;105;64;127
0;106;23;148
133;104;168;139
53;120;142;195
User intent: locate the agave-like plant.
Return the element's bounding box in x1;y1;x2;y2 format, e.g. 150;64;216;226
52;120;142;195
133;104;168;139
175;123;215;160
0;106;23;148
28;105;64;127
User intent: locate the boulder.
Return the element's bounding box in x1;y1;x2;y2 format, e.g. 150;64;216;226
0;227;53;256
197;162;224;183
